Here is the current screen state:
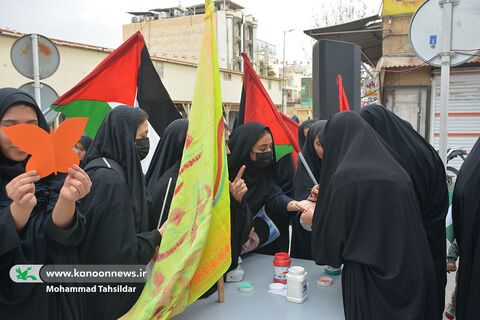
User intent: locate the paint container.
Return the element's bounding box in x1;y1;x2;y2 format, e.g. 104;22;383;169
317;276;333;287
273;252;291;284
238;282;254;292
286;266;308;303
324;265;342;276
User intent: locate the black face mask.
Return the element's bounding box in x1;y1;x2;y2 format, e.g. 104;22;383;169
249;150;273;168
135;137;150;160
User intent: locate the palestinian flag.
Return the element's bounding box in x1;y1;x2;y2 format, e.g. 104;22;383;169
238;53;300;161
50;31;181;171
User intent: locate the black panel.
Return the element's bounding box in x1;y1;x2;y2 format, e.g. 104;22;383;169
312;40;361;120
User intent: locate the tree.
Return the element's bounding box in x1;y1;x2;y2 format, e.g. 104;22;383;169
259;60;276;77
311;0;369;28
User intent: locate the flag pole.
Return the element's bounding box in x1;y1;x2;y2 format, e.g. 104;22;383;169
217;277;225;302
298;152;318;185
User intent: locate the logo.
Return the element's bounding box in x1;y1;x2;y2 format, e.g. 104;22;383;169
10;265;43;283
16;267;37;281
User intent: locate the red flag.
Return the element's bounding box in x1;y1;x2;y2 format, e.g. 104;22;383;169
337;74;350;112
239;53;300;161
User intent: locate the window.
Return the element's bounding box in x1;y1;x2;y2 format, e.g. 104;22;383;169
156;62;164;78
223;73;232;81
268;80;272;90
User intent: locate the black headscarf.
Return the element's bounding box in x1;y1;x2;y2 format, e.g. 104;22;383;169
293;120;326;200
0;88;49;184
312;111;438;319
78;135;92;168
84;105;148;232
359;103;448;314
452;137;480;320
145;119;188;229
79;135;92;151
228;122;278;214
297;119;316;150
0;88;65;197
145;119;188;188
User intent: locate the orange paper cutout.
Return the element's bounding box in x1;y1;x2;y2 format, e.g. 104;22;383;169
2;117;89;178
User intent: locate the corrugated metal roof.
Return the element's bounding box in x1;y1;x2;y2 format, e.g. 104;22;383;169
378;54;480;69
304;15;383;66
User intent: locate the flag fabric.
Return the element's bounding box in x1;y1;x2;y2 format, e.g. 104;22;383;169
280;112;301;166
238;53;300;160
120;1;231;319
446;187;455;243
50;31;181;172
337;74;350;112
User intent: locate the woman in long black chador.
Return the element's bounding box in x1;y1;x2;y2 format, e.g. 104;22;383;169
308;111;438;319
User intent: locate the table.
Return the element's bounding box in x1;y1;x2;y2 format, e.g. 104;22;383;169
178;254;344;319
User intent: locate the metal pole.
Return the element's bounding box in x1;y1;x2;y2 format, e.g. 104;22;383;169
439;0;453;165
31;34;41;108
298;152;318;186
282;31;286;114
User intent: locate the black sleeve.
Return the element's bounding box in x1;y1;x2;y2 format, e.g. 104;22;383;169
79;169;162;266
0;205;22;257
44;208;86;247
265;183;293;216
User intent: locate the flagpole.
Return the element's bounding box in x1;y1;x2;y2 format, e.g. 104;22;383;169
217;277;225;303
298;152;318;186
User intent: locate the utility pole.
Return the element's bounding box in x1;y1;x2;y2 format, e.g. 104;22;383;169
282;29;293;114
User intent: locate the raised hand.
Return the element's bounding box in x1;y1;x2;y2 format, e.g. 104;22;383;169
60;165;92;202
7;171;40;232
6;171;40;210
229;165;247;203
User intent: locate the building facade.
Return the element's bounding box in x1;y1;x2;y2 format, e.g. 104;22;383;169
123;0;257;71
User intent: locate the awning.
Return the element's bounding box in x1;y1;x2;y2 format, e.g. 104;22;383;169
377;54;480;70
304;15;383;66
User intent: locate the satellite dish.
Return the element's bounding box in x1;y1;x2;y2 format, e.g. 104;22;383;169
18;82;59;123
409;0;480;67
11;34;60;79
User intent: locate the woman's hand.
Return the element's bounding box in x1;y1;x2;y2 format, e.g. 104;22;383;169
229;165;247;203
287;200;308;212
53;165;92;229
308;185;319;202
59;165;92;202
7;171;40;232
7;171;40;210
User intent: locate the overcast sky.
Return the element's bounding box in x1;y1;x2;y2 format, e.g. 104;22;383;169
1;0;381;63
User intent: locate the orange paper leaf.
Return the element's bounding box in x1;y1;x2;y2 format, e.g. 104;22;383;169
2;117;89;178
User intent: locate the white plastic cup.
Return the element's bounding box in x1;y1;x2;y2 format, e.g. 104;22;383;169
286;266;308;303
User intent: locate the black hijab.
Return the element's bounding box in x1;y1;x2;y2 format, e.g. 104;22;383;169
359;103;448;314
84;105;148;232
297;119;316;150
293;120;326;200
0;88;64;197
79;135;92;151
228;122;277;214
145;119;188;188
452;137;480;320
311;111;438;319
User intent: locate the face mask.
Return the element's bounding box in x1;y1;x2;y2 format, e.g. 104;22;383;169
250;150;273;168
135;137;150;160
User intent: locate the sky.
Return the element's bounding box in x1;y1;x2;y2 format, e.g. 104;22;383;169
0;0;382;64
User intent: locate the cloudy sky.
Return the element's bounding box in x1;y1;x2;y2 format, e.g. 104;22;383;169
1;0;381;63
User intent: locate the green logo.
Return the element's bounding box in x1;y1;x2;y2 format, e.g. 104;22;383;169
16;267;37;281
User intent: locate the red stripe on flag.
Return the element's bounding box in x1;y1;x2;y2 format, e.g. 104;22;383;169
241;53;301;153
53;32;144;107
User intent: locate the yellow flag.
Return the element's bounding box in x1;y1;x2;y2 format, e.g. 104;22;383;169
120;0;231;318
